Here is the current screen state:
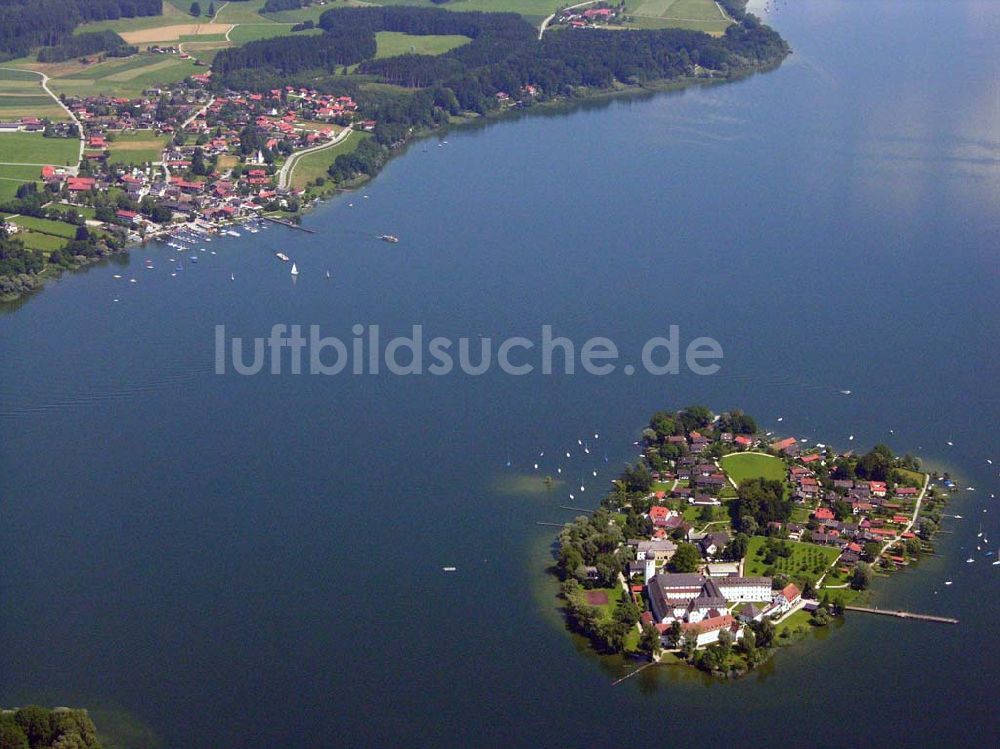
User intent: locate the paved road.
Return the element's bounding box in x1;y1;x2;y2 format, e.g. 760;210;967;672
0;66;84;172
538;1;600;40
278;127;353;190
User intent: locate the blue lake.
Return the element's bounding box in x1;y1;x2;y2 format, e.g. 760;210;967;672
1;0;998;745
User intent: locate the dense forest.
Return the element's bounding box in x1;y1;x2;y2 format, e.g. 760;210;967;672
36;30;137;63
0;0;161;60
0;707;100;749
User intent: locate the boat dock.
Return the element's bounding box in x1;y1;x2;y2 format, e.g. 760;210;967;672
845;606;959;624
559;505;594;514
263;216;316;233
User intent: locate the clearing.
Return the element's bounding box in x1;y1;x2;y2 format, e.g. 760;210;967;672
375;31;472;59
720;452;787;486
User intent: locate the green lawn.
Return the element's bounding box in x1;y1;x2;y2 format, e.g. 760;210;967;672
720;452;786;485
17;231;67;252
0;133;78;166
9;215;80;239
104;130;170;165
292;130;368;189
744;536;841;585
374;31;472;59
624;0;732;34
226;24;322;44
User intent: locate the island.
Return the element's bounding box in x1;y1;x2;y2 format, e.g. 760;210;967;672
552;406;951;677
0;0;788;302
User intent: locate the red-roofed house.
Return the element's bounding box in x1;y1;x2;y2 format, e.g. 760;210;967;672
679;614;740;648
813;507;835;521
870;481;887;497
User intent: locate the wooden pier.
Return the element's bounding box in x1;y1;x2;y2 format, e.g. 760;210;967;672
845;606;958;624
263;215;316;233
558;505;594;514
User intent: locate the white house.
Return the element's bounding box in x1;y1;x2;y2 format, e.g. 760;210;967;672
680;614;743;648
716;577;773;603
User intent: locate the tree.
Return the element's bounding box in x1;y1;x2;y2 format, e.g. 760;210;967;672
851;562;873;591
730;478;791;529
724;532;749;561
639;624;662;661
669;542;701;573
190;2;201;16
208;1;215;16
666;619;682;648
0;722;29;749
717;627;733;657
681;629;699;659
13;707;52;748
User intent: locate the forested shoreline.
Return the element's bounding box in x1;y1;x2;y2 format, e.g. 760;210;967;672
213;5;788;194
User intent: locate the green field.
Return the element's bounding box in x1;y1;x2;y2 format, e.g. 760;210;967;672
104;130;170;165
226;24;323;44
74;3;189;35
0;133;79;166
625;0;732;34
0;69;68;120
48;54;202;98
8;214;79;239
719;452;787;485
292;130;368;189
17;230;67;252
744;536;842;585
374;31;472;59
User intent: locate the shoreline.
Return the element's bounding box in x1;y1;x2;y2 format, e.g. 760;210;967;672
1;51;789;307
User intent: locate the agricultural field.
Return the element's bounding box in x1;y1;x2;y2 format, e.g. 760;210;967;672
623;0;732;34
379;0;564;26
292;130;367;189
104;130;171;165
74;2;189;35
0;165;39;201
46;54;202;98
7;215;79;239
0;69;68;121
719;452;787;485
226;24;322;44
743;536;842;585
374;31;472;59
0;133;79;167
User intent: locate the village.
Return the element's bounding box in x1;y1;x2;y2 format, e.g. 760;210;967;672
555;406;951;676
1;75;379;242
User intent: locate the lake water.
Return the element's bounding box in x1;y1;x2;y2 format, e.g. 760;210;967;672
1;0;998;746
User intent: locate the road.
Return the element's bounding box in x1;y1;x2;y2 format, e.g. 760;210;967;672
0;66;84;172
277;127;353;190
538;1;600;40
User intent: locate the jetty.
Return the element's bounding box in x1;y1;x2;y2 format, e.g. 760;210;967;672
611;661;657;686
845;606;958;624
559;505;594;514
263;216;316;233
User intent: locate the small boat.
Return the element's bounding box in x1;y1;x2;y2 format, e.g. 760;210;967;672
839;389;852;395
190;255;198;263
230;273;235;281
945;580;953;585
325;270;331;279
947;441;954;446
377;234;399;243
966;558;975;563
290;263;299;276
113;274;122;279
275;252;290;262
129;278;137;284
227;230;241;237
442;567;456;572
